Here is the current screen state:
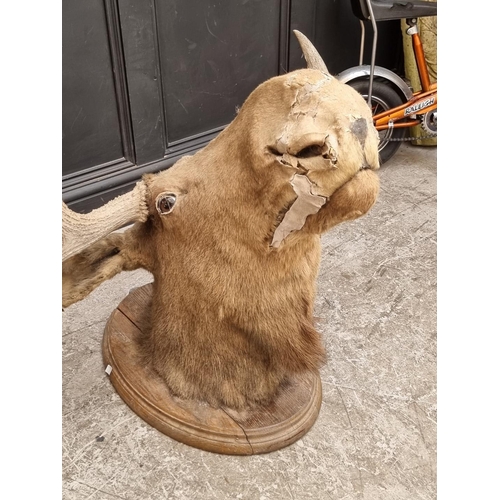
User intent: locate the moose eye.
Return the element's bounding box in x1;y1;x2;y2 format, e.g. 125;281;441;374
296;144;324;158
156;193;177;214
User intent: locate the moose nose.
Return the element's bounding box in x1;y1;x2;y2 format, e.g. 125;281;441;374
284;133;331;157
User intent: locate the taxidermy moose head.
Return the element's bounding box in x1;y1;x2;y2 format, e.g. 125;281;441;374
63;32;380;409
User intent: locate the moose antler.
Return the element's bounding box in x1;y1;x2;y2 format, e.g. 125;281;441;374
62;182;149;261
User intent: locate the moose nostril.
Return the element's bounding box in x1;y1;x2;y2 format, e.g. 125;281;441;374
267;146;281;156
296;144;324;158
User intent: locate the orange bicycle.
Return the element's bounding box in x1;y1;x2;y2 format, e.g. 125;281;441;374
338;0;437;163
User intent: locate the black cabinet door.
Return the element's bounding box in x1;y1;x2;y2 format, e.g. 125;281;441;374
156;0;283;146
62;0;135;207
63;0;402;212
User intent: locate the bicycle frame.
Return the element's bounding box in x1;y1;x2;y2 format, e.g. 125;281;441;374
338;0;437;162
374;87;437;131
372;18;437;133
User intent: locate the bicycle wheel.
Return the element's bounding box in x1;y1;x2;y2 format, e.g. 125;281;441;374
348;79;407;164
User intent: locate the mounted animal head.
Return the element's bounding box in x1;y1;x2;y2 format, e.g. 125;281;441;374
63;31;380;409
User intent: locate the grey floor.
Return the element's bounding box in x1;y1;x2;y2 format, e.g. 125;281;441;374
62;142;437;500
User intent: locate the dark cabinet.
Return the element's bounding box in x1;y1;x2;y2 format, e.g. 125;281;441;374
63;0;402;212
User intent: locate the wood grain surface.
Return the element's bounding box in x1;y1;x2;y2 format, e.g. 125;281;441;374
102;284;322;455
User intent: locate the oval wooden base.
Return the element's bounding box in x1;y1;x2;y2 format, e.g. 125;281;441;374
102;284;323;455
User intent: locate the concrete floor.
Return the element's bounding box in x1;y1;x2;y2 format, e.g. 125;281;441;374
62;142;437;500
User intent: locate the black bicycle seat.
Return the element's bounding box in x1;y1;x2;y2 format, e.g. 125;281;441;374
351;0;437;22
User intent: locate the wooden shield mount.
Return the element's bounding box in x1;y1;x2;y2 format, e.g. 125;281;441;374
102;284;323;455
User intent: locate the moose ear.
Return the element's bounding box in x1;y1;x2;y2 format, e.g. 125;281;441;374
293;30;329;74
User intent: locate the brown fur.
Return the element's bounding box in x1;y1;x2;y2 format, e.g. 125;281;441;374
63;69;380;408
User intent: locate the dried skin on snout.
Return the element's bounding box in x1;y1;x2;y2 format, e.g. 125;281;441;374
262;72;379;246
